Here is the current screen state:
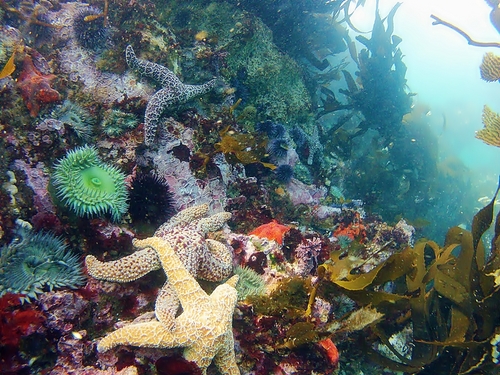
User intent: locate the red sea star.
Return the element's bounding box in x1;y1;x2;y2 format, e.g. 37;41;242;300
17;54;60;117
248;219;290;245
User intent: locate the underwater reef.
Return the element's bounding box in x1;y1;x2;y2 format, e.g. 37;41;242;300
0;0;497;374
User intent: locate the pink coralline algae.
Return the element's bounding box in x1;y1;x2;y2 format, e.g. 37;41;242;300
38;291;90;334
11;159;63;233
13;160;56;214
293;237;323;277
139;118;228;212
286;179;327;206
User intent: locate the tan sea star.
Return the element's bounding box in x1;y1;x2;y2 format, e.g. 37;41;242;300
85;204;233;329
97;236;240;375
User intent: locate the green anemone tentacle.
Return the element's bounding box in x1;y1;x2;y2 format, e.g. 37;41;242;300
0;230;85;303
52;145;128;221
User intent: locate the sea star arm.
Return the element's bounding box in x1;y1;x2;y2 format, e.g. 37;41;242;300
141;78;218;144
142;80;217;145
85;248;161;282
196;211;232;234
97;321;192;352
133;237;209;310
155;282;179;330
180;80;218;102
213;331;241;375
143;87;177;145
198;239;233;282
125;45;182;87
155;204;209;236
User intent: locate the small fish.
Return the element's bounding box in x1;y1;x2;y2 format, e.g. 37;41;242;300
84;13;103;22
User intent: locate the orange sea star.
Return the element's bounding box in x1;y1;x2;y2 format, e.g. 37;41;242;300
333;212;366;242
248;219;290;245
17;54;60;117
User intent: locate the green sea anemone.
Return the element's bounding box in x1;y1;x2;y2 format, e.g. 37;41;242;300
0;228;86;303
52;145;128;221
233;265;266;301
51;100;95;141
101;109;139;137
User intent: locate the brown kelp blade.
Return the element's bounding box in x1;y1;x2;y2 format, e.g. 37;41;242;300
472;176;500;251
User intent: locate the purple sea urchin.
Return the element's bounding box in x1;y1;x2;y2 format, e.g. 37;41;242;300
255;120;286;139
268;123;286;139
0;228;85;303
275;164;294;184
129;172;176;227
73;7;108;50
290;126;307;147
268;138;289;160
51;145;128;221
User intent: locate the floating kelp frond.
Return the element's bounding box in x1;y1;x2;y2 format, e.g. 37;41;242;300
215;126;275;169
0;49;16;79
476;105;500;147
480;52;500;82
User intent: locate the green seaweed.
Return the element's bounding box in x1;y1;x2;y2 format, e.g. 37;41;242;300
215;126;274;168
279;322;318;349
250;277;311;318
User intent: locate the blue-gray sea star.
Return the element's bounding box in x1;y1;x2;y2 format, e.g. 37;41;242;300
125;45;217;145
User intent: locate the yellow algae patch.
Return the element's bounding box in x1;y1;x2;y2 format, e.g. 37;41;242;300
0;50;16;79
195;30;209;41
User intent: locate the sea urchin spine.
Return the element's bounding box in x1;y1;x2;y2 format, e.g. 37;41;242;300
128;172;176;227
275;164;294;184
73;7;109;51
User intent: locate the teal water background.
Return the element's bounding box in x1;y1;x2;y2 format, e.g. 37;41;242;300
354;0;500;199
